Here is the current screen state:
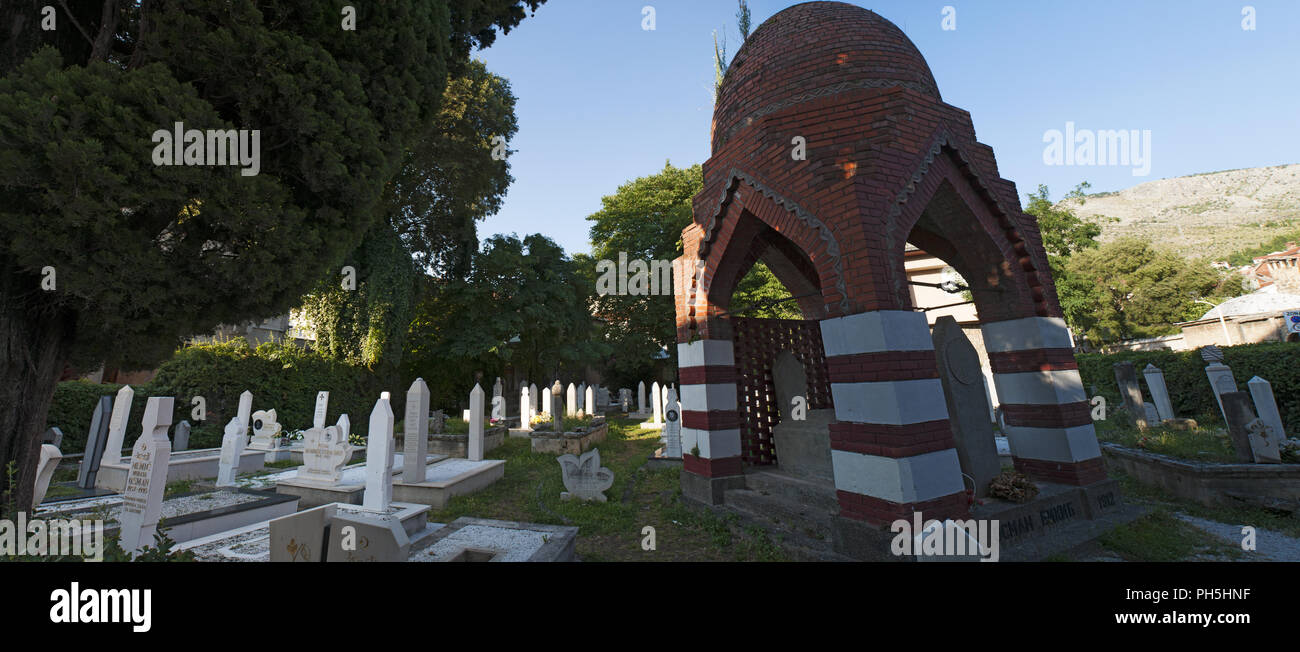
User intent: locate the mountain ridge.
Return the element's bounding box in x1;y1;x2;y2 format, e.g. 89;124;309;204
1056;163;1300;261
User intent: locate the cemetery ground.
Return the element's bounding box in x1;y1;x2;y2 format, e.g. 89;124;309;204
1040;417;1300;562
421;418;789;562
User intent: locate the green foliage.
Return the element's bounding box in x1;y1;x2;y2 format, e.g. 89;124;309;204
300;59;519;384
48;340;382;452
300;222;417;382
404;234;606;406
585;163;797;388
145;339;383;445
729;262;801;319
586;163;699;386
1225;229;1300;266
1067;238;1242;344
1076;341;1300;433
390;59;520;278
1024;184;1103;331
0;0;546;502
46;381;144;456
1094;419;1238;463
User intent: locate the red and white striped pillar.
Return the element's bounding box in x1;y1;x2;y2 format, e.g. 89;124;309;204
677;338;746;503
821;310;969;524
982;316;1105;485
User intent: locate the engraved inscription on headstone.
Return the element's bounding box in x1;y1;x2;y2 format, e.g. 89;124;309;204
118;397;174;557
403;378;430;483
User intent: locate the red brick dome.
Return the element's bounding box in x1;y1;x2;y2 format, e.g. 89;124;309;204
712;2;941;152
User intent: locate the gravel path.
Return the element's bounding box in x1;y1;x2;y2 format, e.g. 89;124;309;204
1175;513;1300;561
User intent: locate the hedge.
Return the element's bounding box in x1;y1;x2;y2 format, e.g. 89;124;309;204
1076;341;1300;435
48;340;384;453
46;381;159;456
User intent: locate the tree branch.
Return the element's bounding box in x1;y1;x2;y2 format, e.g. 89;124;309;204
55;0;95;49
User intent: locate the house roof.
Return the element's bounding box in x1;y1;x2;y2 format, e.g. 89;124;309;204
1198;291;1300;320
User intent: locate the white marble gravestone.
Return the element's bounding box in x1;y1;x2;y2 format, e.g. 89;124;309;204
173;420;191;451
468;384;486;461
651;382;662;425
566;383;577;416
520;386;532;429
529;382;539;416
216;416;247;487
557;448;614;502
1142;364;1175;421
363;394;396;511
249;409;282;449
1205;362;1238;422
585;386;595;418
313;391;330;429
493;377;503;400
662;388;682;458
541;386;551;415
299;415;352;485
1247;376;1287;444
32;444;63;508
236;390;253;438
102;385;135;465
1245;419;1283;463
1113;362;1148;429
118;397;173;557
637;381;646;413
404;378;430;483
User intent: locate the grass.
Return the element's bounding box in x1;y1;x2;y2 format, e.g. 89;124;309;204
1094;418;1239;463
1097;509;1243;562
1045;467;1292;561
1111;468;1300;540
164;478;196;498
423;418;788;561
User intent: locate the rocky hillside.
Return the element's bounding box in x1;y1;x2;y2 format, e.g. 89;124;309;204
1057;164;1300;261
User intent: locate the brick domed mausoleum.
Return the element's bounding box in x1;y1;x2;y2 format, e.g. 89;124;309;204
672;2;1127;560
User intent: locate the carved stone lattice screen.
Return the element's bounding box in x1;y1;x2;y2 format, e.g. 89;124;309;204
731;317;833;466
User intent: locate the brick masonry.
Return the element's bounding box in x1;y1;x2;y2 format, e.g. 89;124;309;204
672;2;1102;523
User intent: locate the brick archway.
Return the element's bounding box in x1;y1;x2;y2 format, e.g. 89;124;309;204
673;1;1105;527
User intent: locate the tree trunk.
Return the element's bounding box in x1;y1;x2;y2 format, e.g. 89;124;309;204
0;260;74;514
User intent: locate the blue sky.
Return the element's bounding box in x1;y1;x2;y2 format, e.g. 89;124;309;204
476;0;1300;256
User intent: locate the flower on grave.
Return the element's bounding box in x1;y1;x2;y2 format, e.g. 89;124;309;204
285;429;306;442
348;432;366;447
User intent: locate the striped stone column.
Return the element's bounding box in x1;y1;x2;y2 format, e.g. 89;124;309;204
677;338;745;503
982;316;1105;485
821;310;968;524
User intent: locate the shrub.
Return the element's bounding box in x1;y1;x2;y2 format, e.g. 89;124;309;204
45;380;156;455
49;339;383;452
147;340;384;445
1076;341;1300;435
